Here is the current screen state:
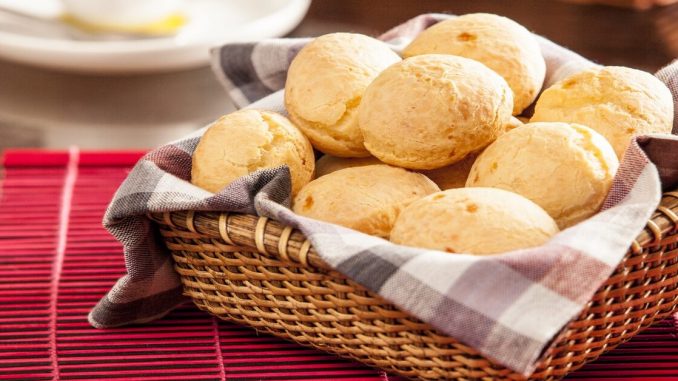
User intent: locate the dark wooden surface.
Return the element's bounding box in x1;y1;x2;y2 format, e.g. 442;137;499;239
0;0;675;149
292;0;678;72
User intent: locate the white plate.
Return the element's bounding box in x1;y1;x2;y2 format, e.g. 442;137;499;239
0;0;310;73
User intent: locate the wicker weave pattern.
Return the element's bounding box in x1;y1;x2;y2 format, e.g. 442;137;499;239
150;191;678;380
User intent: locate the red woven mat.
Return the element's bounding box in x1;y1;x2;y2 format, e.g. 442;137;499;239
0;149;675;381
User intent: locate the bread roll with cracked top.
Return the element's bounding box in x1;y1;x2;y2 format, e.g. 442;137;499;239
467;122;619;228
403;13;546;115
358;54;513;170
285;33;401;157
391;187;559;255
293;164;440;237
530;66;674;158
191;110;315;195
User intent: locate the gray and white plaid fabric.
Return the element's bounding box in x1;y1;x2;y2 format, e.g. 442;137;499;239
90;14;678;376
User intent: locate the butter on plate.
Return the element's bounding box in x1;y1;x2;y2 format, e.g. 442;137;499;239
60;0;187;36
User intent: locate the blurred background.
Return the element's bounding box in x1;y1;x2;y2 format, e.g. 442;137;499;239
0;0;676;151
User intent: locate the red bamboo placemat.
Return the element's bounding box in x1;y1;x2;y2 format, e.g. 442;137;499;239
0;148;676;381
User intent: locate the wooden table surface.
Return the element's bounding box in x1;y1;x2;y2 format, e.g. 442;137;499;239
296;0;677;71
0;0;676;150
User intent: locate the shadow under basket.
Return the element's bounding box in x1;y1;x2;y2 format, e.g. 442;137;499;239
149;190;678;380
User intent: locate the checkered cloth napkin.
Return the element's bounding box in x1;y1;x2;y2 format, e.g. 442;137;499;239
90;14;678;376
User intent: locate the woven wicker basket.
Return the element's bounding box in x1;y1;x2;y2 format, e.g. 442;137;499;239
150;189;678;380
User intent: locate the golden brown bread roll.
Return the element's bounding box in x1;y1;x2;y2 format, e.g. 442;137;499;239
285;33;401;157
293;164;440;237
531;66;674;158
358;54;513;170
467;122;619;228
391;187;559;255
403;13;546;115
191;110;315;195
